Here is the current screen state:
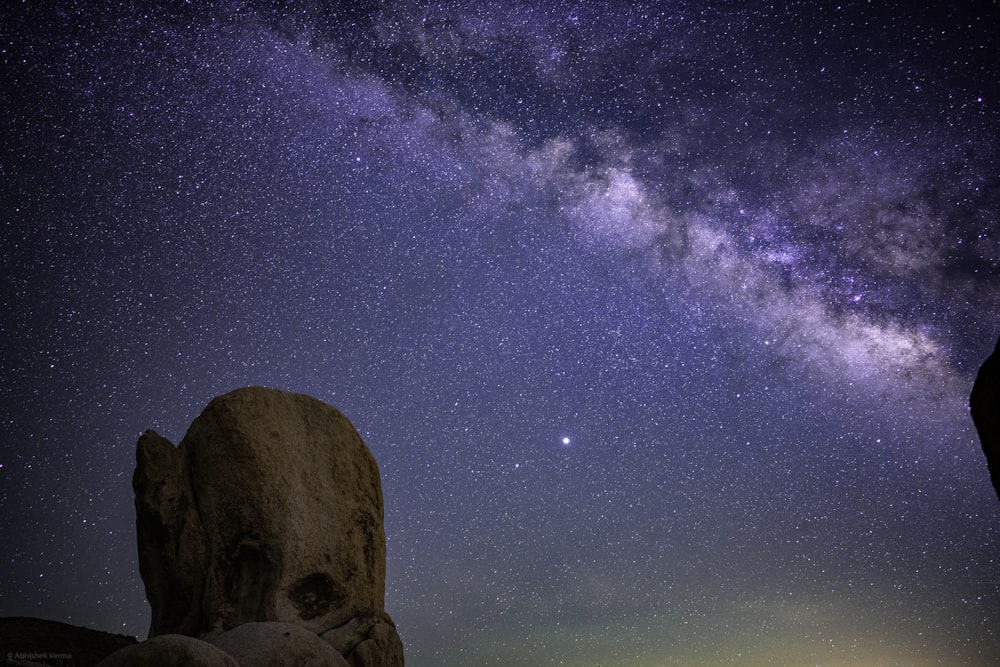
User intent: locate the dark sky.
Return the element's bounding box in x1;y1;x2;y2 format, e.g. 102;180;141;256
2;1;999;664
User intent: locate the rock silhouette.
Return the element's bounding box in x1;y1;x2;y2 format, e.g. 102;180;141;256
0;617;137;667
122;387;403;666
971;336;1000;503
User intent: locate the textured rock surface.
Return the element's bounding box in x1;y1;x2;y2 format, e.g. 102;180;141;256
133;431;208;636
209;622;350;667
971;336;1000;503
0;617;137;667
95;634;239;667
134;386;402;666
321;611;404;667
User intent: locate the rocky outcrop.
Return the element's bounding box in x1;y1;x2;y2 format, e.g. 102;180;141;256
971;336;1000;503
128;387;403;666
0;617;137;667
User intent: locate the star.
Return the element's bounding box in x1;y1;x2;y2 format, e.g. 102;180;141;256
2;2;997;665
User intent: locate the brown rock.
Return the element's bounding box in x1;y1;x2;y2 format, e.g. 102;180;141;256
133;431;207;636
321;611;404;667
134;387;403;666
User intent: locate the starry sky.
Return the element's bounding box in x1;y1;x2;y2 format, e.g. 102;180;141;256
2;1;999;665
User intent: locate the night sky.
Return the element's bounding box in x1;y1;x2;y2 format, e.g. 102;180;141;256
2;1;999;665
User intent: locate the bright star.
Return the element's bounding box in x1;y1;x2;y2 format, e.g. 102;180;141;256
561;437;571;446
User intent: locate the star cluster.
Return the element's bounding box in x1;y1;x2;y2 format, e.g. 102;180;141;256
2;1;999;665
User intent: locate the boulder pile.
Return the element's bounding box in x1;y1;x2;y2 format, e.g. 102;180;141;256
99;387;403;666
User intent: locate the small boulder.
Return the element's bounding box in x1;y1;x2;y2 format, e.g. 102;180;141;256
94;635;238;667
209;622;350;667
321;611;404;667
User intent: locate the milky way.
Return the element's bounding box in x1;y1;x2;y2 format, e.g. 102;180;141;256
2;2;999;665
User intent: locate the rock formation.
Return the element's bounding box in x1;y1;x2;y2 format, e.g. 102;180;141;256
971;336;1000;503
121;386;403;667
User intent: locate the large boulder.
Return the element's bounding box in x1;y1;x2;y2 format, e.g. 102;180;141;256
94;635;238;667
134;387;403;666
971;335;1000;502
209;622;350;667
